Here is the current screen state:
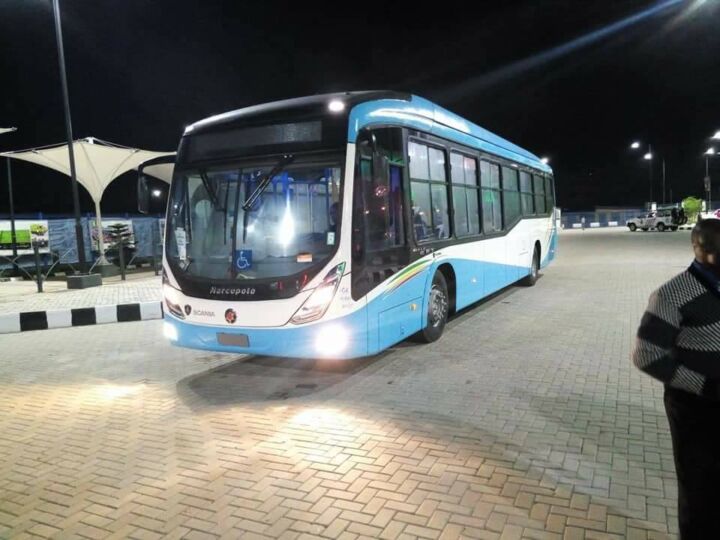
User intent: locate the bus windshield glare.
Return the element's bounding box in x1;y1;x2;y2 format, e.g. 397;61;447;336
166;158;342;281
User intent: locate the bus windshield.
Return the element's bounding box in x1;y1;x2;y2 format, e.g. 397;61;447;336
166;157;343;282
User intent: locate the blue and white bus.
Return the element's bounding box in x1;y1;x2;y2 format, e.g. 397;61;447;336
159;91;557;359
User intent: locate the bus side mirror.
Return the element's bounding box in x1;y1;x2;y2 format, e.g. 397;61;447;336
137;174;150;214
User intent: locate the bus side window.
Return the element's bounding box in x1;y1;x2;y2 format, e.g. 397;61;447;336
409;142;449;241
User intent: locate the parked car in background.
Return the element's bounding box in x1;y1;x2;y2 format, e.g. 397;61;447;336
626;209;678;232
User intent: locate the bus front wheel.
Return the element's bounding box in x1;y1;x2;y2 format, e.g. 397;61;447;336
415;271;449;343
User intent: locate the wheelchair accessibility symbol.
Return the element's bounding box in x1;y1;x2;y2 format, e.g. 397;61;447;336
235;249;252;270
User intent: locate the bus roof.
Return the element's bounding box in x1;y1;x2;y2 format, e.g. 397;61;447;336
349;95;551;174
185;91;551;174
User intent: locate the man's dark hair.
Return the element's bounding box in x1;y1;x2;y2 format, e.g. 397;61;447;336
692;217;720;254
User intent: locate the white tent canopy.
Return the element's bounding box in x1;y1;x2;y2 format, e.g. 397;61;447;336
138;154;175;184
1;137;174;263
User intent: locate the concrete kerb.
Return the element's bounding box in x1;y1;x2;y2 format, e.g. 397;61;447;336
0;301;163;334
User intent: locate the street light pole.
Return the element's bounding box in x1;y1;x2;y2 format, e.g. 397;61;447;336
51;0;87;273
662;158;666;205
704;145;718;213
1;127;18;275
631;140;658;206
648;143;653;204
706;154;712;213
6;159;18;269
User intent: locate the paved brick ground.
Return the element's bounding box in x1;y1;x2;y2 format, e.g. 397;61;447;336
0;272;161;314
0;229;695;539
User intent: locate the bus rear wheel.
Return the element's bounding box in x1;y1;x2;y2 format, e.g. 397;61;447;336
415;271;449;343
521;247;540;287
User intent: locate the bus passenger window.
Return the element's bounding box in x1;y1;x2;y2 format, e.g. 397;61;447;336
480;161;502;233
409;142;449;241
451;152;480;236
520;171;534;215
501;166;521;227
533;174;546;214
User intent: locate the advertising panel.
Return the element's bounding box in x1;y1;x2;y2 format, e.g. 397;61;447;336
0;220;50;256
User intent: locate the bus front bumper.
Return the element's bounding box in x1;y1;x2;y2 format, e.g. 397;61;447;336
162;312;368;360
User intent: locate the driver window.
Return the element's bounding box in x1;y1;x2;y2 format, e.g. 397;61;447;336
357;128;406;252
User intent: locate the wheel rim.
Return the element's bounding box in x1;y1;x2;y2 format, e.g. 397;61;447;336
428;286;448;328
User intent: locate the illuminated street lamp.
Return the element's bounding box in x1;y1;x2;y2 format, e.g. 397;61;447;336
711;131;720;141
540;156;550;165
630;140;666;204
630;140;670;205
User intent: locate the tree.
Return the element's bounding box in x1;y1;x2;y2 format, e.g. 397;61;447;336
106;223;134;279
682;197;703;223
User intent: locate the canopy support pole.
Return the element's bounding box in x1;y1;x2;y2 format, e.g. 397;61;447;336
94;200;110;266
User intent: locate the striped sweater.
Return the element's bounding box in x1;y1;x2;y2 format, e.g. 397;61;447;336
632;263;720;398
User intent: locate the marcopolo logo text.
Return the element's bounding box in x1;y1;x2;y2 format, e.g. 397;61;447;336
209;286;256;296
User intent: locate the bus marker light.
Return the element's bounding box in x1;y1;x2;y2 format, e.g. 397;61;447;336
328;100;345;113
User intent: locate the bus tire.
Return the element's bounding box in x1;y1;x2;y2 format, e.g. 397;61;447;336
415;271;449;343
657;222;666;232
521;247;540;287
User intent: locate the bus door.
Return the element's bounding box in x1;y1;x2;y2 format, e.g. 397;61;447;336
351;128;418;352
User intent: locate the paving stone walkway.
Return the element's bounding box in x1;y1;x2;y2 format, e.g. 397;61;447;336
0;229;694;539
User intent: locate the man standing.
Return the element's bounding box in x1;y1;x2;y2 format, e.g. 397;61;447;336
632;218;720;538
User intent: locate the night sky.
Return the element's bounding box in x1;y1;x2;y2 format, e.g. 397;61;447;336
1;0;719;214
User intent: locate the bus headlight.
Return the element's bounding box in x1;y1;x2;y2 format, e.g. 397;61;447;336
290;262;345;324
163;321;179;341
163;284;185;319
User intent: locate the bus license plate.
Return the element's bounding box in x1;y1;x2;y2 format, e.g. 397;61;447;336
217;333;249;347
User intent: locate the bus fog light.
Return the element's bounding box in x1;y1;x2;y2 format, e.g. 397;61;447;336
315;324;348;356
163;321;179;341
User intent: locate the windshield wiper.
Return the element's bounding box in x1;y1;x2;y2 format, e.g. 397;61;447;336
242;154;295;211
200;171;222;209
